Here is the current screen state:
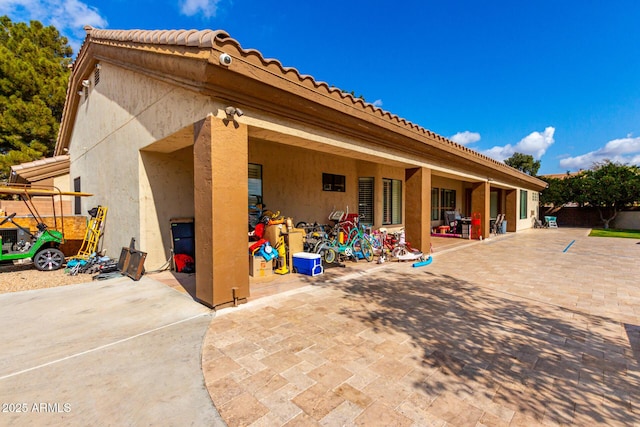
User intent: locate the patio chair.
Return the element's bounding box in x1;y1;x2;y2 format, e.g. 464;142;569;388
533;217;545;228
444;210;462;234
492;214;504;235
544;216;558;228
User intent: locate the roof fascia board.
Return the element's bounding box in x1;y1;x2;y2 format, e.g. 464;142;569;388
56;32;546;191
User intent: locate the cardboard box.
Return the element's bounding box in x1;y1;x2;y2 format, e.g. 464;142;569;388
264;224;285;247
287;231;304;255
249;255;273;277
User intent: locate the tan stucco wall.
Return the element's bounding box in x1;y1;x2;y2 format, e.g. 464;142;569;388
249;139;405;229
515;189;539;230
68;63;218;262
52;175;71;193
139;146;195;268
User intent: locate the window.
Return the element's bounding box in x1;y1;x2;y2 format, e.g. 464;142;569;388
430;188;457;221
532;192;539;202
520;190;528;219
383;178;402;225
73;177;81;215
358;177;374;225
94;68;100;86
322;173;345;192
431;188;439;220
440;189;456;220
248;164;263;228
248;163;262;198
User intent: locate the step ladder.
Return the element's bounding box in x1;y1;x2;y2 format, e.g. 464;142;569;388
73;206;108;260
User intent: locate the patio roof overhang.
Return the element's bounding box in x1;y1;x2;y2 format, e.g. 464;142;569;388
56;28;547;192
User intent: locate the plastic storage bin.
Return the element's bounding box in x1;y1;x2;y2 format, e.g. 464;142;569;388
292;252;323;276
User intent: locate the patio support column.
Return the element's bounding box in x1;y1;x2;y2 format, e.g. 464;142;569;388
471;181;491;239
505;190;517;232
405;167;431;254
193;114;249;308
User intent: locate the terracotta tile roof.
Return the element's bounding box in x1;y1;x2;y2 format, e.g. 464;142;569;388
539;172;581;180
9;155;70;184
68;27;546;189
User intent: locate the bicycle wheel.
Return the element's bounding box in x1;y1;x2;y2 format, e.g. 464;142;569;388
360;239;374;262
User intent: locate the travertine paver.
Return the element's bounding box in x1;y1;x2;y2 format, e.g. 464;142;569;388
203;228;640;426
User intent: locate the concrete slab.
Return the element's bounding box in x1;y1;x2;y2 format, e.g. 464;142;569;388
0;276;224;426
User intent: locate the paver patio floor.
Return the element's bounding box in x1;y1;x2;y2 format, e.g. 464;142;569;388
202;228;640;426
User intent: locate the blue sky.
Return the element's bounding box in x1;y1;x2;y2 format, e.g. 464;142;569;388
2;0;639;174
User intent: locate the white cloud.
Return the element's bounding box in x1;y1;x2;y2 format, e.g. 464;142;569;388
372;99;383;108
559;135;640;170
483;126;555;161
179;0;222;18
52;0;107;30
450;131;481;145
0;0;107;53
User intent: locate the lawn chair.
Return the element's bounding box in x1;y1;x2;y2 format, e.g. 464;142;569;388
544;216;558;228
533;217;545;228
492;214;505;235
444;210;462;234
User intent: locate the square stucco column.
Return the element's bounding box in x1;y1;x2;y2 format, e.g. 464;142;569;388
471;181;491;239
193;115;249;308
405;167;431;254
505;189;517;232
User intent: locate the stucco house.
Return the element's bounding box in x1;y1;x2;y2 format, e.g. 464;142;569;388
54;27;547;308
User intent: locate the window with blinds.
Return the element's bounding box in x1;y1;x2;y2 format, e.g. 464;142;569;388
431;187;440;220
358;177;374;225
248;163;262;203
440;189;456;220
248;164;263;229
382;178;402;225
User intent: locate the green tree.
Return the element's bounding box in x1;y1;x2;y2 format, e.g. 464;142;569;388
0;16;72;180
539;176;570;208
540;162;640;228
580;161;640;229
504;152;541;176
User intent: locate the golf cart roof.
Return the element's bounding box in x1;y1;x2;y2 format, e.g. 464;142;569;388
0;185;93;197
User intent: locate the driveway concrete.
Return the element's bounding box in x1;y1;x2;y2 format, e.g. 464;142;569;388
0;276;224;426
203;228;640;426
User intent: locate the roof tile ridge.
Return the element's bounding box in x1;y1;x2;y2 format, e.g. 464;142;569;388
84;27;231;48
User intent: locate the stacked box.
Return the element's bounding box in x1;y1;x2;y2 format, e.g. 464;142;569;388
292;252;323;276
249;255;273;277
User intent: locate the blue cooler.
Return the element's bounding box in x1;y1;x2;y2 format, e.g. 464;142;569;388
293;252;323;276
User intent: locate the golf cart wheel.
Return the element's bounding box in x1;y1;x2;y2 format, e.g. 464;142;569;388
33;248;65;271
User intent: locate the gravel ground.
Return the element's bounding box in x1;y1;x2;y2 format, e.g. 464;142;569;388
0;262;93;294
